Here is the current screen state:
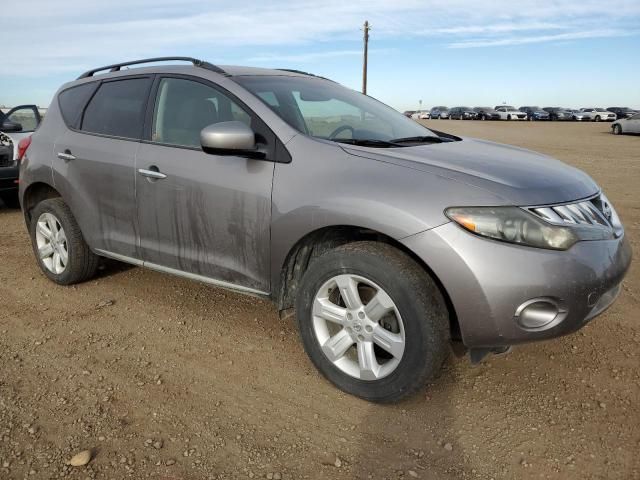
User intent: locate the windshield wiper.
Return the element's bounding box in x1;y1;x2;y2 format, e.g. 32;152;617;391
388;135;444;144
332;138;403;148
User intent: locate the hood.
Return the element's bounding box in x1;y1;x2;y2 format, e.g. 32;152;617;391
341;137;599;206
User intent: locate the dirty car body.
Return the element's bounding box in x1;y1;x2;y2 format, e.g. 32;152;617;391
19;58;632;401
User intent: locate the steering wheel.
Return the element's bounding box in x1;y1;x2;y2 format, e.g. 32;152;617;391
328;125;355;140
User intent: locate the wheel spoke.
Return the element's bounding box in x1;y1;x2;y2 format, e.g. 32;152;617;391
372;324;405;359
364;290;395;322
38;243;54;259
56;229;67;245
52;251;62;274
321;329;354;362
357;341;380;380
37;222;53;240
335;275;362;309
313;297;348;326
45;214;59;235
58;246;69;266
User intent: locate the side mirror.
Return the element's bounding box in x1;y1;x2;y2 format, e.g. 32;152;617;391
200;121;257;156
1;119;23;132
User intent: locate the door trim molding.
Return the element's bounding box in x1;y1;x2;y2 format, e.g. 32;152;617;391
94;249;270;298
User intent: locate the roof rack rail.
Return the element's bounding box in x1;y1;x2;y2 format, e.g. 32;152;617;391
77;57;226;80
276;69;333;81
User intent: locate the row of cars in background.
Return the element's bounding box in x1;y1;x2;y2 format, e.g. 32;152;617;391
0;105;43;207
406;106;638;122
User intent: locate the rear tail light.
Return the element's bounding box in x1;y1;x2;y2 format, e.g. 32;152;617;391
17;136;32;161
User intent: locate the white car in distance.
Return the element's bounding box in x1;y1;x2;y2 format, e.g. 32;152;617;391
579;108;616;122
411;110;431;120
494;106;527;120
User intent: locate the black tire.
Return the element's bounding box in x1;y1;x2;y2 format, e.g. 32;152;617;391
0;192;20;209
295;241;449;403
613;124;623;135
595;115;601;122
507;114;511;121
29;198;99;285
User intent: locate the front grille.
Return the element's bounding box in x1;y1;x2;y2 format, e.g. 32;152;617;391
527;194;623;237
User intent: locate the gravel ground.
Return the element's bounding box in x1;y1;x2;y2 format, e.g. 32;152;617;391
0;121;638;480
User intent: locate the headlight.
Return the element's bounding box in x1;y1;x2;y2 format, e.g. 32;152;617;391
445;206;614;250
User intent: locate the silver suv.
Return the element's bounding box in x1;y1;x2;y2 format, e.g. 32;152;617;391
20;58;631;402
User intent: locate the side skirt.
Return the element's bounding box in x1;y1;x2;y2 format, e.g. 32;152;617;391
94;249;271;299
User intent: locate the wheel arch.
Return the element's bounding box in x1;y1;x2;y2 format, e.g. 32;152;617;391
22;182;61;223
275;224;461;341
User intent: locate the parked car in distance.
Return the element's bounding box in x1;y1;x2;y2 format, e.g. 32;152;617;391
518;106;550;121
611;112;640;135
494;106;527;120
411;110;430;120
20;57;632;403
0;105;42;208
543;107;573;121
579;108;616;122
430;106;450;119
403;110;417;118
473;107;501;121
607;107;638;120
449;106;477;120
567;109;588;121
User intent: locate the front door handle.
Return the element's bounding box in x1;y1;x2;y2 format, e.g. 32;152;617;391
57;151;76;161
138;167;167;180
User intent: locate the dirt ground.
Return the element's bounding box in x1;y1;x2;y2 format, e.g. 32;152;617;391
0;121;638;480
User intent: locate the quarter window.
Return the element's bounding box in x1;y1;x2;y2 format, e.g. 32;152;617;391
82;78;151;139
58;82;97;129
152;78;251;148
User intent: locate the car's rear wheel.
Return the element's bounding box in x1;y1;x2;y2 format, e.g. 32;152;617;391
29;198;99;285
295;241;449;403
613;124;623;135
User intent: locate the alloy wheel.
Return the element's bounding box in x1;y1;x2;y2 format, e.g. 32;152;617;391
35;212;68;274
312;274;405;380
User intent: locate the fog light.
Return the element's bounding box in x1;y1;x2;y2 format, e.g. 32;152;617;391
515;299;560;330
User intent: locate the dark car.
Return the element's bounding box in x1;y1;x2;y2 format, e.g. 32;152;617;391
449;106;477;120
473;107;501;121
519;106;550;121
0;105;42;208
543;107;573;121
607;107;638;120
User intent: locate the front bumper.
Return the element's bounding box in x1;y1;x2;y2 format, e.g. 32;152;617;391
402;222;632;348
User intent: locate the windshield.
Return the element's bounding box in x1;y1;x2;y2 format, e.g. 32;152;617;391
235;75;437;144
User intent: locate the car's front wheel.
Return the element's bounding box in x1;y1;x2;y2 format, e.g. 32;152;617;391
295;241;449;403
595;115;601;122
29;198;99;285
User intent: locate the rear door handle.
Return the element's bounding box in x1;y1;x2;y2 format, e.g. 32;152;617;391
138;168;167;180
57;152;76;161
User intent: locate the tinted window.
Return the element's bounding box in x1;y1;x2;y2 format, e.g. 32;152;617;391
58;82;97;128
151;77;251;148
82;78;150;139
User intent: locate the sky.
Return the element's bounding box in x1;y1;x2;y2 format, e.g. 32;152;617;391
1;0;639;111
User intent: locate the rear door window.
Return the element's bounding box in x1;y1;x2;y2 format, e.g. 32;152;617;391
82;78;151;139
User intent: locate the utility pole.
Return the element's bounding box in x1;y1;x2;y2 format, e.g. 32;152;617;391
362;20;371;95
